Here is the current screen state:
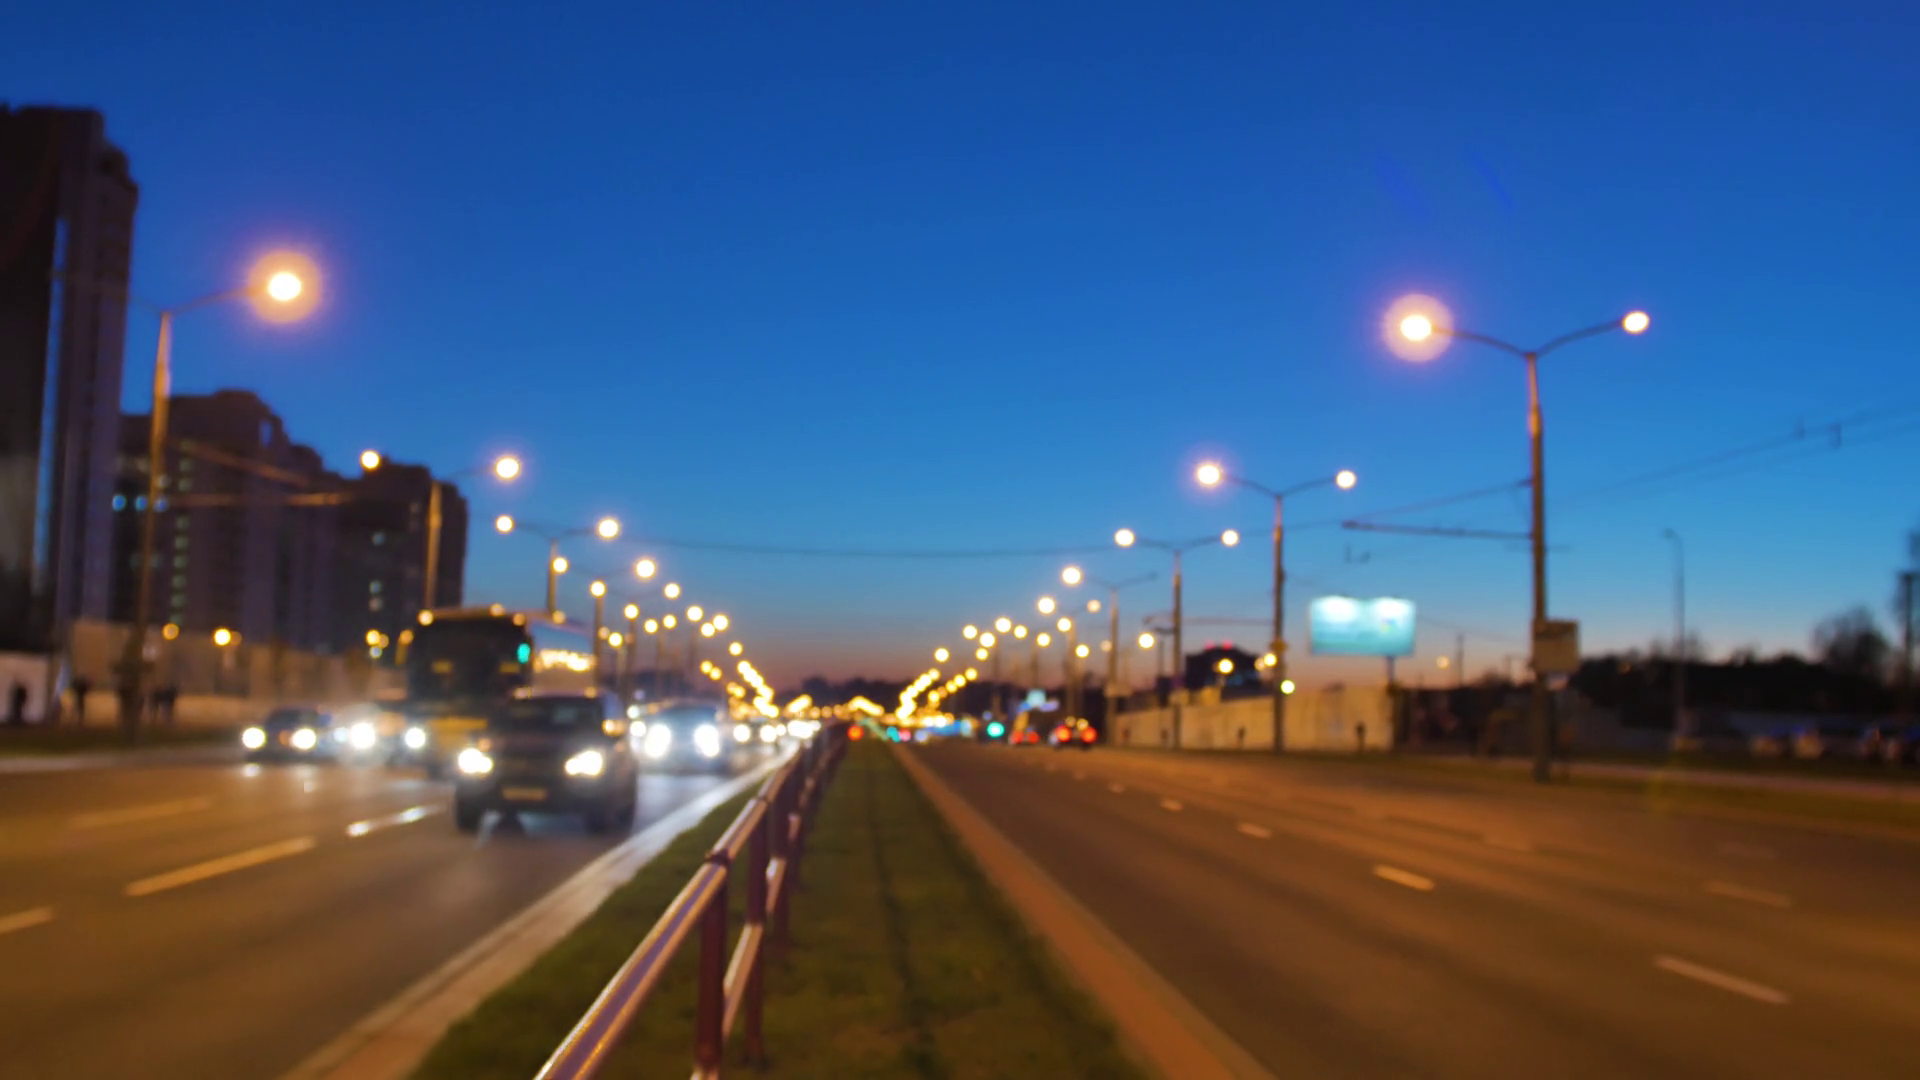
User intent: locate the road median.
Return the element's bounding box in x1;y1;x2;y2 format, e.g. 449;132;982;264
413;739;1141;1078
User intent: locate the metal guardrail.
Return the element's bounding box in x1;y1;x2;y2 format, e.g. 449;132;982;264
537;723;847;1080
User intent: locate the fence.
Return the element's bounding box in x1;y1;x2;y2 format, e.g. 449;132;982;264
538;722;848;1079
1115;684;1395;752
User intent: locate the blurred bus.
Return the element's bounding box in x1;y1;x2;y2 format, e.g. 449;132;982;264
385;607;606;774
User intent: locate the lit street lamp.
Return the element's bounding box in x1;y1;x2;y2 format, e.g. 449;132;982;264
1195;462;1356;752
1392;295;1650;782
1060;565;1156;723
497;516;623;617
362;452;520;613
1113;527;1239;745
116;252;320;729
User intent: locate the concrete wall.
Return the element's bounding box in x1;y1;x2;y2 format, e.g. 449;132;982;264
1113;685;1395;753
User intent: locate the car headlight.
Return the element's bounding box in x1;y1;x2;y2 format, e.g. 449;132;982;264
565;749;606;777
291;728;318;751
633;720;647;737
760;725;779;743
456;747;494;775
732;724;752;743
349;722;378;750
643;724;672;759
241;726;266;750
694;724;722;757
403;726;428;750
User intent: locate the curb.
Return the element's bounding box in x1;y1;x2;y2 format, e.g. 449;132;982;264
893;746;1275;1080
278;761;776;1080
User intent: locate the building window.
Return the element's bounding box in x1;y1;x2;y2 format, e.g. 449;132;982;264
171;574;185;587
373;532;385;546
112;494;126;511
173;555;187;568
369;598;384;612
370;580;383;595
175;535;188;549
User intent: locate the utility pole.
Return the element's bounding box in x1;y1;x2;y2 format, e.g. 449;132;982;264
1455;633;1466;688
1902;570;1916;721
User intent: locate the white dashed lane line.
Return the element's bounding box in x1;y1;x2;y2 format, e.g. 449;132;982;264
1237;823;1272;840
0;907;54;937
125;836;318;898
1704;881;1794;909
1160;799;1184;812
1373;865;1436;892
1654;955;1790;1005
1108;783;1126;794
345;805;438;838
69;797;213;829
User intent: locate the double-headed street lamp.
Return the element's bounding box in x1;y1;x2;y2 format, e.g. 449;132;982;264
362;452;520;612
119;252;321;726
1113;527;1239;745
495;516;622;617
1195;463;1356;752
1060;565;1156;717
1392;296;1650;782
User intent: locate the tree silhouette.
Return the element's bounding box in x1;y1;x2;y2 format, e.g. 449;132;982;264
1812;606;1890;684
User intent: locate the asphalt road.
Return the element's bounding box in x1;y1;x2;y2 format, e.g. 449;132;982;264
917;745;1920;1079
0;750;748;1079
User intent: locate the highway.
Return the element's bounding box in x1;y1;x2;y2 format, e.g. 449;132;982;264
0;750;743;1080
917;745;1920;1079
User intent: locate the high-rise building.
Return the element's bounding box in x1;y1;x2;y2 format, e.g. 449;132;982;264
0;105;138;653
113;390;343;652
335;461;468;659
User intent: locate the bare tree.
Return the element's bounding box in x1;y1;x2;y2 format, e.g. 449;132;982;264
1813;607;1891;683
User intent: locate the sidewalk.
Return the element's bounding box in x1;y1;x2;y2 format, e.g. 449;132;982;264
1418;754;1920;804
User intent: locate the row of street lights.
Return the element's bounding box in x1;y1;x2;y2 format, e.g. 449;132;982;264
920;296;1649;779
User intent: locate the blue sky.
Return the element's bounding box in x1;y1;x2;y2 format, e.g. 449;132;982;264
7;1;1917;684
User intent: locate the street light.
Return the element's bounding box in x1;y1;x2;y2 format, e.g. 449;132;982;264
935;648;949;662
1037;596;1056;615
664;582;681;600
362;451;522;613
712;614;729;632
1195;461;1358;752
1111;527;1239;745
509;517;623;617
1664;527;1687;740
1061;568;1156;723
1390;294;1651;782
994;617;1012;634
635;558;657;580
117;251;320;726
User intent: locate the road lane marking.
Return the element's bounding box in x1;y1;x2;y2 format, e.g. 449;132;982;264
1719;842;1776;861
346;805;438;838
1485;834;1534;852
0;907;54;937
1071;771;1086;780
1108;783;1126;793
1704;881;1794;909
1044;764;1058;772
1237;823;1272;840
1160;799;1184;812
1653;955;1789;1005
70;796;213;829
1373;865;1436;892
125;836;318;897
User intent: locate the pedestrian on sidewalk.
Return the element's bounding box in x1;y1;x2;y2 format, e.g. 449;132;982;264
70;675;92;727
7;680;26;725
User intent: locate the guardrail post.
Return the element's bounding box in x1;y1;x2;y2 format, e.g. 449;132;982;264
744;796;770;1065
770;767;793;952
694;855;730;1076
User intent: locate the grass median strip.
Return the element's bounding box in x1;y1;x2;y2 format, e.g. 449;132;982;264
414;743;1141;1079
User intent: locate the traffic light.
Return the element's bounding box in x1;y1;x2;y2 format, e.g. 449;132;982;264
986;721;1005;739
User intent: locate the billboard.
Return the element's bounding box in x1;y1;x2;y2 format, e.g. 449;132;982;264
1309;597;1416;657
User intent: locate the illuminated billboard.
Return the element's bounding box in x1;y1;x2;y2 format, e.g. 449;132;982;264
1308;596;1416;657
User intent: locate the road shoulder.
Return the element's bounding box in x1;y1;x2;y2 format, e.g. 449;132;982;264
895;745;1275;1080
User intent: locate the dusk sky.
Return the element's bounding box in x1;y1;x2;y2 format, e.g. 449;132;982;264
6;1;1917;685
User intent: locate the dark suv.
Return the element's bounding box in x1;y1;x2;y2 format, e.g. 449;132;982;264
451;691;638;834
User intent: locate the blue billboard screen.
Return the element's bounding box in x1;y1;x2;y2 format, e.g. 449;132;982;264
1308;597;1416;657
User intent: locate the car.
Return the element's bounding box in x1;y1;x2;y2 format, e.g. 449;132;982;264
635;700;739;773
1872;725;1920;766
451;690;638;833
1050;720;1097;749
1792;721;1864;761
241;705;351;762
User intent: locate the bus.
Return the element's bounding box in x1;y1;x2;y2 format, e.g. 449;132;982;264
384;607;609;774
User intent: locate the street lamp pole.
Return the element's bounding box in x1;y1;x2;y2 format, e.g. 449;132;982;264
116;258;316;733
1664;528;1687;739
1196;464;1355;752
1395;304;1648;782
1115;528;1238;749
